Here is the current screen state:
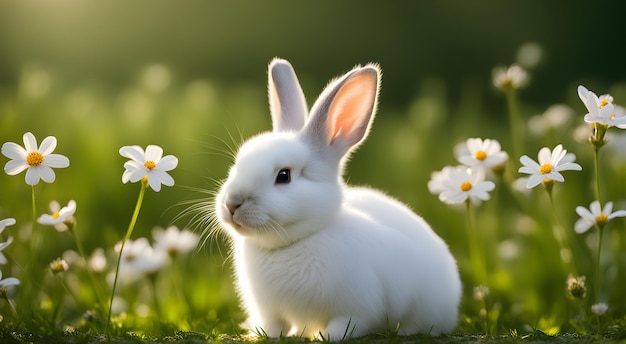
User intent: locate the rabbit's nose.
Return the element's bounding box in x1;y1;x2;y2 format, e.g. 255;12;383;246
225;201;241;215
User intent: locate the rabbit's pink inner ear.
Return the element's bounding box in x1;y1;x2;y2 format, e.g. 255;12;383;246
328;71;378;145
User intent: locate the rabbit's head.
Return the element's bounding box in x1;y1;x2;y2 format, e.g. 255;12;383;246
216;58;380;249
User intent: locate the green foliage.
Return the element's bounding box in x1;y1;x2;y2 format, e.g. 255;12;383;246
1;56;626;342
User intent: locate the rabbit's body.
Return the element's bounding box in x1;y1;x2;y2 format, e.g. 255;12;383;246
215;58;461;340
235;187;460;338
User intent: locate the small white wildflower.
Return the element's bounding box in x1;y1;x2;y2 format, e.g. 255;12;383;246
152;226;199;257
49;257;69;274
578;85;626;127
516;42;543;68
574;200;626;234
37;200;77;231
119;145;178;192
2;132;70;185
591;302;608;316
528;104;573;136
117;238;168;275
473;285;490;301
518;144;582;188
88;248;107;273
566;275;587;299
492;64;528;90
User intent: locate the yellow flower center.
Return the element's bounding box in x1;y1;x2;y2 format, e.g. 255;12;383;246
596;213;608;225
539;163;553;174
26;151;45;166
144;160;156;170
599;99;609;108
52;211;60;219
474;150;487;161
460;181;473;192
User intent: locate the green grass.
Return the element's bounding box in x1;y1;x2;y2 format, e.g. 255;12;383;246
1;62;626;342
3;327;626;344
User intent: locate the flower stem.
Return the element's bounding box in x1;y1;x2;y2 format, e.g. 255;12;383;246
505;88;524;163
148;272;162;331
546;188;577;273
105;183;147;336
595;225;604;304
593;146;602;206
30;185;37;263
465;200;486;283
67;222;106;324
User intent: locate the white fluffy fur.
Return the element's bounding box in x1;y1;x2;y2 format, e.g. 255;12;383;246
215;58;461;340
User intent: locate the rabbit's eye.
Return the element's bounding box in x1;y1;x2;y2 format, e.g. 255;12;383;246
275;169;291;184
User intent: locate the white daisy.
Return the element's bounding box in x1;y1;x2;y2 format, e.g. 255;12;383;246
578;85;626;127
428;165;495;205
574;200;626;234
455;138;508;171
2;132;70;185
152;225;199;256
518;144;582;188
37;200;77;231
119;145;178;192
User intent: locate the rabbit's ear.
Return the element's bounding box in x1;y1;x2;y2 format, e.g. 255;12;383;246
304;64;380;157
268;58;308;132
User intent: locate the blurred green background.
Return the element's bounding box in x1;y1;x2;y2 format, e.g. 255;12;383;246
1;0;626;335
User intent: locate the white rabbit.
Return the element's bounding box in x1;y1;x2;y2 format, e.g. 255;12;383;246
215;58;461;340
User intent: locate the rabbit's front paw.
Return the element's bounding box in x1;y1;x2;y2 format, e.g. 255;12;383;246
320;316;368;341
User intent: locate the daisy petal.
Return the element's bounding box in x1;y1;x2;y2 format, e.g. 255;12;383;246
45;154;70;168
39;136;57;155
119;145;146;163
1;142;27;160
156;155;178;171
467;138;482;153
4;160;29;175
576;205;596;222
519;155;540;170
526;174;544;188
590;201;602;215
547;172;565;183
23;132;38;152
38;166;56;183
577;85;589;104
25;167;41;185
537;147;552;164
608;210;626;220
145;145;164;163
152;170;174;186
0;277;20;287
147;175;163;192
574;218;593;234
128;169;147;183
